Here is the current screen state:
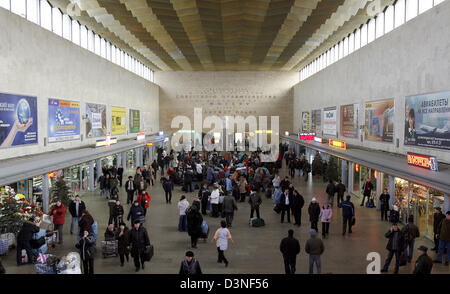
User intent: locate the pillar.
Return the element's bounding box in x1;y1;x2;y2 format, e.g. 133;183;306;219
341;159;347;187
122;151;127;170
445;194;449;213
89;160;95;191
148;146;153;163
42;173;49;214
96;158;102;181
117;153;122;168
389;175;395;210
376;171;383;210
348;162;354;195
135;148;140;168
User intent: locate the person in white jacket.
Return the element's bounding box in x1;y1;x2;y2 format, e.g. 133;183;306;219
319;203;333;238
178;195;190;232
209;183;220;218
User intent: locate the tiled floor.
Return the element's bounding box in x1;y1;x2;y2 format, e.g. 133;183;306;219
2;165;449;274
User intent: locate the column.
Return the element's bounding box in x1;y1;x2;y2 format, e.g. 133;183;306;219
148;146;153;163
89;160;95;191
96;158;102;181
79;166;83;193
42;173;49;214
341;159;347;187
135;148;140;168
445;194;449;213
389;175;395;210
348;162;354;195
122;151;127;170
376;171;383;210
117;153;122;168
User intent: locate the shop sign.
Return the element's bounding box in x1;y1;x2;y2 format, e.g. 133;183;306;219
136;130;145;142
299;133;315;140
407;152;439;171
314;137;324;143
146;142;153;146
95;134;117;148
355;163;359;172
329;139;346;150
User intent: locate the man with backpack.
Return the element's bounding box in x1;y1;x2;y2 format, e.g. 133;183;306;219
401;215;420;263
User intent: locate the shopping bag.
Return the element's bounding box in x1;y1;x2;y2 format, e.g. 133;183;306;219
144;245;154;262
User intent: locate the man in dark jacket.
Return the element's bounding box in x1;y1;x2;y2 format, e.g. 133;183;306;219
379;189;390;221
162;177;174;204
360;178;374;206
199;183;210;216
402;215;420;263
248;190;262;219
381;223;404;274
280;177;290;192
98;173;106;197
222;194;238;227
127;201;145;226
76;230;96;274
413;246;433;274
128;220;151;272
280;229;300;274
16;219;40;265
280;189;292;223
341;195;355;235
69;195;86;235
291;190;305;227
184;169;194;193
434;211;450;265
125;176;136;204
186;205;203;249
335;180;346;207
325;180;335;206
305;229;324;274
117;165;124;187
432;207;445;251
179;251;202;274
112;200;124;228
308;198;321;232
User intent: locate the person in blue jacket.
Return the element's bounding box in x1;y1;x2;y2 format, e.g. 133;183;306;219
341;195;355;235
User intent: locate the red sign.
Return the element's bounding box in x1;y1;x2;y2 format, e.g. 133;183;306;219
329;139;346;150
299;133;316;140
407;152;438;171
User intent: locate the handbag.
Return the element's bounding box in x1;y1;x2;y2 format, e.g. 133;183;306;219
399;252;407;266
144;245;154;262
351;217;356;226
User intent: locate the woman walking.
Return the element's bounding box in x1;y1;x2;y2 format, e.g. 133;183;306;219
319;203;333;238
238;176;248;203
212;220;234;267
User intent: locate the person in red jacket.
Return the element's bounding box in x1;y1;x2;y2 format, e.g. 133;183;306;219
49;200;67;244
137;191;151;217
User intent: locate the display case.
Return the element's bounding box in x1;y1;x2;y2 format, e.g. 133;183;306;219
395;178;409;224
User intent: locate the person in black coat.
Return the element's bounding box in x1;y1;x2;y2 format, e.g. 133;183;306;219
199;183;210;216
75;230;96;275
413;246;433;274
341;195;355;235
326;180;335;206
381;224;405;274
117;223;130;266
280;229;301;274
360;178;374;206
112;200;124;228
280;189;292;223
125;176;136;205
308;198;321;232
128;220;151;272
179;251;202;274
291;190;305;227
16;219;40;265
184;169;194;193
68;195;86;235
117;165;124;187
379;189;391;221
335;180;346;207
432;207;445;251
186;205;203;249
127;201;145;226
162;177;174;204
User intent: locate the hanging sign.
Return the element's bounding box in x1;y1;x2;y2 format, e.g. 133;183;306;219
95;134;117;148
298;133;316;140
329;139;346;150
407;152;438;171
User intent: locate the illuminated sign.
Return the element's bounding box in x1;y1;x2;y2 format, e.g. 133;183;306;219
314;137;324;143
285;131;290;136
407;152;438;171
374;170;378;179
299;133;316;140
146;142;153;146
355;163;359;172
95;135;117;148
158;131;164;136
329;139;346;150
137;130;145;142
48;172;55;178
255;130;272;134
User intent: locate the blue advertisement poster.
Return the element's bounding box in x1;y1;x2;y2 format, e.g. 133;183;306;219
48;98;81;142
404;91;450;150
0;93;38;148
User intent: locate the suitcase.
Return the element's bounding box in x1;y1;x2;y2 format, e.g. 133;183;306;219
101;240;118;258
199;228;209;242
144;244;154;262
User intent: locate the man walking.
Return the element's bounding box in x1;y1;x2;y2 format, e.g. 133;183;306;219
308;198;320;232
434;211;450;265
280;229;300;274
222;193;238;227
335;180;346;207
379;189;391;221
280;189;291;223
305;229;324;274
125;176;136;205
402;215;420;263
325;180;335;206
179;251;202;274
413;246;433;274
117;165;124;187
128;220;151;272
432;207;445;251
341;195;355;235
162;177;174;204
381;223;405;274
68;195;86;235
199;183;210;216
360;178;373;206
249;189;262;219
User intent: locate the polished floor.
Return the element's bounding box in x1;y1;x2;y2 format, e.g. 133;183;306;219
2;164;449;274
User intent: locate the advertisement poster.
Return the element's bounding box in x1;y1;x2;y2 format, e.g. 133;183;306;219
311;109;322;135
302;111;310;132
142;112;153;133
48;99;80;142
129;109;140;133
112;106;126;135
323;107;337;136
340;104;359;138
0;93;38;148
365;99;394;142
404;91;450;150
86;103;107;138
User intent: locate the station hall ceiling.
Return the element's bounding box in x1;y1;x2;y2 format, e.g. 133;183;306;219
51;0;394;71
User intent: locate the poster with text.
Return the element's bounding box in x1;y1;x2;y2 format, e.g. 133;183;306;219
129;109;140;133
0;93;38;148
404;91;450;150
340;104;359;138
142;112;153;133
323;107;337;136
311;109;322;135
48;99;80;143
365;99;394;142
112;106;126;135
302;111;310;132
86;103;107;138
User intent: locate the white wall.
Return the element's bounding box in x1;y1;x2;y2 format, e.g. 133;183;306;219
293;1;450;163
0;7;159;160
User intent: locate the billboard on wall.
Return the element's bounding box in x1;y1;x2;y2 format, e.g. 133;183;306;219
311;109;322;135
129;109;140;133
48;99;80;143
323;107;337;136
0;93;38;148
86;103;107;138
302;111;310;131
404;91;450;150
365;99;394;142
340;104;359;138
142;112;153;133
111;106;126;135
